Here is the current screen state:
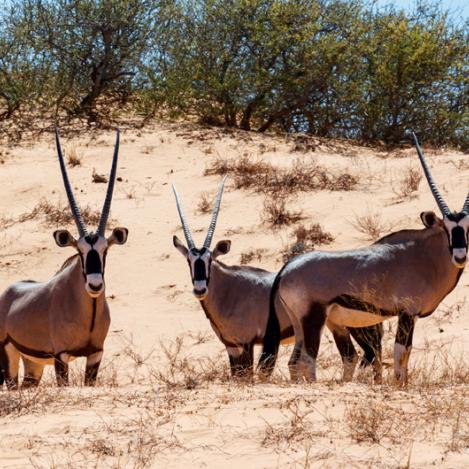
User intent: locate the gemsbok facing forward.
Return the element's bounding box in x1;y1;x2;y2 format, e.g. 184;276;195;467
0;129;128;388
266;133;468;385
173;178;383;380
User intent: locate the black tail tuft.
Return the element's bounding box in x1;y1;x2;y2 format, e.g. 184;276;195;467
257;266;286;377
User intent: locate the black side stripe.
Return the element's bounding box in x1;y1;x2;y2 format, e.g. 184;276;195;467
5;335;54;359
331;294;402;317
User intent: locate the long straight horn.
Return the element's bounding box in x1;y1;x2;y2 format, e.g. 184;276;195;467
97;130;120;236
172;184;195;249
55;128;88;237
463;192;469;214
412;133;451;216
203;176;227;249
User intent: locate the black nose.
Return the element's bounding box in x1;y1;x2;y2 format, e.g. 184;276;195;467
193;287;207;297
89;283;103;292
454;255;467;265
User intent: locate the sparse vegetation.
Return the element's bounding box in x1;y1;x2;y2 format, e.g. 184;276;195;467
66;145;82;167
282;223;334;261
196;192;211;214
262;195;303;228
240;248;266;265
351;211;391;240
394;166;422;199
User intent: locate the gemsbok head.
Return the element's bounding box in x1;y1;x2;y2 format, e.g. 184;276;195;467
413;133;469;268
172;177;230;300
54;129;128;297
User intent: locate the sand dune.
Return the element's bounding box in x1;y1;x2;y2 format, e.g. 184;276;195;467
0;123;468;468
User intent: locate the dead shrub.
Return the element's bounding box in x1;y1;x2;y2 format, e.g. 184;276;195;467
19;198;104;227
66;145;82;167
240;249;266;265
197;192;211;214
262;195;303;228
351;211;389;241
92;168;107;183
205;156;358;195
282;223;334;261
394;166;422;198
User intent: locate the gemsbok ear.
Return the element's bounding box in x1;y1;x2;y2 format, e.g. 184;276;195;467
420;211;441;228
173;235;188;256
53;230;77;248
213;240;231;258
108;227;129;246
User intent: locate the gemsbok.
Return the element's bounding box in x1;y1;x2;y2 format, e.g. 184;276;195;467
0;129;128;389
173;178;383;380
265;133;468;385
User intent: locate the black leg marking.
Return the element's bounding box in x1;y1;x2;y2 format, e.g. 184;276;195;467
396;314;415;347
84;362;101;386
54;355;69;386
0;343;6;386
22;376;41;388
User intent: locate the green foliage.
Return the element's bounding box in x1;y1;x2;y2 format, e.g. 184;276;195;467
0;0;467;148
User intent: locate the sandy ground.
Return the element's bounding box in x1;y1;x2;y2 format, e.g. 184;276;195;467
0;123;468;468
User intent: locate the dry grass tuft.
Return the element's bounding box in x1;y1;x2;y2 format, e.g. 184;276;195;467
18;198;104;227
92;168;108;183
205;156;358;195
240;248;266;265
282;223;334;261
394;166;422;199
66;145;82;167
262;195;303;228
196;192;212;214
351;211;391;240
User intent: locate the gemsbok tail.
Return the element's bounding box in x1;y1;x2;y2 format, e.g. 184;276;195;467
257;267;285;377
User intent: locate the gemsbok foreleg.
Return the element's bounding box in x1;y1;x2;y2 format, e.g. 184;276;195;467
54;353;70;386
2;343;20;389
227;344;254;379
22;358;44;388
84;351;103;386
394;313;417;385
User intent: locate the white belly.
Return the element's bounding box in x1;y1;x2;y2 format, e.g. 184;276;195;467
327;304;386;327
20;353;78;365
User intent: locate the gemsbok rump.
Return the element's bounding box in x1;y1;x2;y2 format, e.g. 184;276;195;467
265;133;468;385
173;178;383;380
0;129;128;388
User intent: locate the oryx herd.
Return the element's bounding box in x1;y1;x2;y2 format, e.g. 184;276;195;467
0;131;467;389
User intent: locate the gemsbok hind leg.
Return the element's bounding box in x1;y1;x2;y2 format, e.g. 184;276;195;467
22;357;44;388
394;313;417;386
327;320;359;382
2;343;20;389
349;324;384;384
85;351;103;386
295;302;327;382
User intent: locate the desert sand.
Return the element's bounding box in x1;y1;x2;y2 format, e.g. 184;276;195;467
0;123;468;468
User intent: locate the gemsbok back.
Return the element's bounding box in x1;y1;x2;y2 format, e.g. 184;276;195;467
173;178;383;380
267;134;468;385
0;129;128;389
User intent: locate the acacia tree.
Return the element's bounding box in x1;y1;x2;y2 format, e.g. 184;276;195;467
12;0;168;123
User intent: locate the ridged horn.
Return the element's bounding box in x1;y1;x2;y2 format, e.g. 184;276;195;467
55;128;88;237
463;192;469;214
203;176;227;249
412;132;451;216
172;184;195;249
97;130;120;236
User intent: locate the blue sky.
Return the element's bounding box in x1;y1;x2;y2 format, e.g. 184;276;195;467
375;0;469;19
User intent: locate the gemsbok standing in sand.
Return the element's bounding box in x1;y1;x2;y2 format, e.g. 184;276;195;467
0;129;128;389
264;133;468;385
173;178;383;380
